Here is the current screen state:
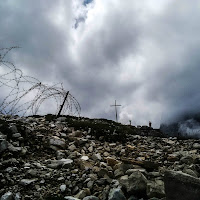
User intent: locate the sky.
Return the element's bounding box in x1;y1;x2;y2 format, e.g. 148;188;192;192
0;0;200;127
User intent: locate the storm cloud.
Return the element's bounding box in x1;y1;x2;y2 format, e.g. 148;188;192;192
0;0;200;127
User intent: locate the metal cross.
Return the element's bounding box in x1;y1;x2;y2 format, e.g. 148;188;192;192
110;100;121;122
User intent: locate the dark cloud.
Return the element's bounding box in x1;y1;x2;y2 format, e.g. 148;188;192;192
0;0;200;127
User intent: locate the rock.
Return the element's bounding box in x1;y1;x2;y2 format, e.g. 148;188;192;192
8;143;21;152
127;196;138;200
19;178;38;186
12;133;21;138
180;156;194;164
56;150;65;159
0;191;13;200
64;197;80;200
83;196;99;200
92;153;102;161
59;159;73;168
75;189;90;199
119;171;147;195
87;181;94;189
108;188;126;200
57;117;67;122
69;144;76;151
126;169;147;176
164;170;200;200
81;156;89;161
167;153;179;162
14;192;21;200
193;143;200;149
78;160;93;170
48;159;73;169
10;125;18;133
114;169;124;178
0;140;8;152
88;146;93;153
183;168;198;177
107;157;120;167
60;184;67;192
147;180;165;198
49;136;66;149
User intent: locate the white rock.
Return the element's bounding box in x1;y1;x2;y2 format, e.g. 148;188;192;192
81;156;89;161
60;184;67;192
14;192;21;200
1;191;13;200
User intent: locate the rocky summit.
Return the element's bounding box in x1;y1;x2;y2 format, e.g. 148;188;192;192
1;115;200;200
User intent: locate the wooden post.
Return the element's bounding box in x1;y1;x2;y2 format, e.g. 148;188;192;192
57;91;69;117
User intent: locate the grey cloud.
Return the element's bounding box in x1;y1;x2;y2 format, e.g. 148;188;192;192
1;0;200;127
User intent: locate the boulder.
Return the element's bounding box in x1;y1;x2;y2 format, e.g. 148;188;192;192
164;170;200;200
119;171;147;195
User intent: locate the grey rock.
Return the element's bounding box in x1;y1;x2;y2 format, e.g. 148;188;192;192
72;186;79;195
12;133;21;138
10;125;18;133
56;150;65;159
127;196;138;200
64;197;80;200
57;117;67;122
92;153;102;161
0;140;8;152
87;180;94;189
183;168;198;177
19;178;38;186
114;169;124;178
75;189;90;199
164;170;200;200
147;180;165;198
49;137;66;149
108;188;126;200
83;196;99;200
193;143;200;149
48;159;73;169
180;156;194;164
8;143;21;152
1;191;13;200
119;171;147;194
69;144;76;151
0;133;7;140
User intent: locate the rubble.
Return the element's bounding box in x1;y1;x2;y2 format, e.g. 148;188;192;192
0;115;200;200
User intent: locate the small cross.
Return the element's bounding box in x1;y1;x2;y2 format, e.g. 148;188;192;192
110;100;121;122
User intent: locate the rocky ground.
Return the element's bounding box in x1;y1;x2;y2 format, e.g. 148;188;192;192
1;115;200;200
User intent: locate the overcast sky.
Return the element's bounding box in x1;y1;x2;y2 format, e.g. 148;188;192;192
1;0;200;127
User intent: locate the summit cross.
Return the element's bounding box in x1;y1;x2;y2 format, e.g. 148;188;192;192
110;100;121;122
